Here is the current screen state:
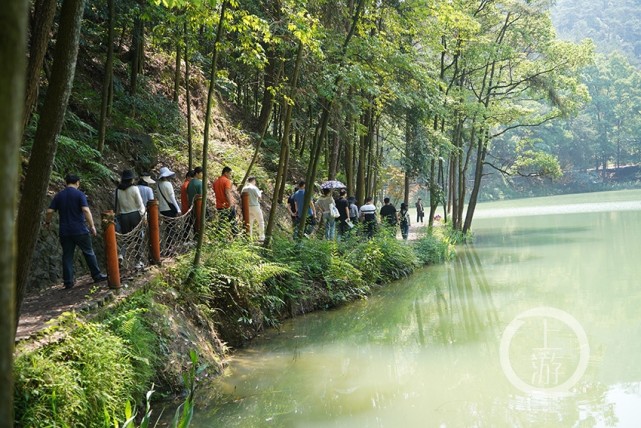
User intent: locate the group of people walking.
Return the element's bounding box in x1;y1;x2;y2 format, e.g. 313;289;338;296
286;181;420;241
45;165;259;289
45;164;426;290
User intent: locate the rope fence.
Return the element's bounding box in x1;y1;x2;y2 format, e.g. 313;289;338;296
102;195;220;289
159;205;195;257
115;216;149;273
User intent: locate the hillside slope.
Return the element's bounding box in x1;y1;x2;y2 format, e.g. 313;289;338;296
23;16;268;292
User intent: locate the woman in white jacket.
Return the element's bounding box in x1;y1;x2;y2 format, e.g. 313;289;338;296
157;166;181;217
115;170;145;233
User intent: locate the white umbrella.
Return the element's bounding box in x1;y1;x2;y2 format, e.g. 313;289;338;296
320;180;346;190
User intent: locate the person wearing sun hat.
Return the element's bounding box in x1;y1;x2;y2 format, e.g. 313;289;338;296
157;166;181;217
137;172;156;207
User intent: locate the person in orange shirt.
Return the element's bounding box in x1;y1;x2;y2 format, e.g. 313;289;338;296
180;169;194;213
213;166;237;232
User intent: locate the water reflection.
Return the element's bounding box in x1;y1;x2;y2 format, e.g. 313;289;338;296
192;193;641;426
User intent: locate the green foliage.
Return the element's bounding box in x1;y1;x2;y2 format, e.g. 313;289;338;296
172;228;294;329
14;292;165;428
512;150;563;179
103;306;159;399
14;353;86;426
324;255;367;303
14;313;140;427
371;234;418;280
552;0;641;65
343;238;385;284
111;86;183;136
54;135;116;190
22;113;116;191
271;236;334;281
414;229;456;265
118;351;199;428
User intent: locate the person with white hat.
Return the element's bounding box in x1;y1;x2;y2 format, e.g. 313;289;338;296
157;166;181;217
137;172;156;207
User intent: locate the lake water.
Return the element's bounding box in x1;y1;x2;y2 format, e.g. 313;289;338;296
193;189;641;427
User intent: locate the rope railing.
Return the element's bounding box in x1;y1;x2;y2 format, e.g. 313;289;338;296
115;215;150;273
159;204;195;257
101;198;198;288
102;192;250;288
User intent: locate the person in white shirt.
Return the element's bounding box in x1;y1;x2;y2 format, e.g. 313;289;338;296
359;197;378;239
137;172;155;207
115;170;145;233
241;176;265;241
157;166;181;217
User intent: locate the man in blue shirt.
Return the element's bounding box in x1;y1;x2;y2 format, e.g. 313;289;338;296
292;180;316;237
44;174;107;289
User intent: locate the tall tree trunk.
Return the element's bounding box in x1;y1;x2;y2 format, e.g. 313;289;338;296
185;20;193;170
344;112;354;196
404;110;412;205
173;23;181;103
240;58;283;188
1;0;27;420
356;114;367;204
264;42;304;246
129;10;144;95
372;141;382;201
193;0;229;268
427;115;439;229
428;158;437;227
23;0;57;132
297;0;367;236
328;128;340;180
450;150;459;228
463;130;488;234
365;110;375;198
256;52;279;133
15;0;85;323
371;114;379;198
97;0;115;153
277;142;290;203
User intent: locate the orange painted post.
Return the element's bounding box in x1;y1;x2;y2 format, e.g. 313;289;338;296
194;195;202;233
147;200;161;264
101;211;121;289
241;192;250;234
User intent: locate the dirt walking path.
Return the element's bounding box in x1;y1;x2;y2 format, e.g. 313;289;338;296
16;268;156;342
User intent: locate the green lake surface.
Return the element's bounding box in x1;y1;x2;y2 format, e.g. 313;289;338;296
194;189;641;427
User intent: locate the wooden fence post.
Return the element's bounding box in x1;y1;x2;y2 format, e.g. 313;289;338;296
147;200;161;264
101;211;121;289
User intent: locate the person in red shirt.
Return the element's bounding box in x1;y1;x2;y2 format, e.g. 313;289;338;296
180;169;194;213
213;166;237;232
